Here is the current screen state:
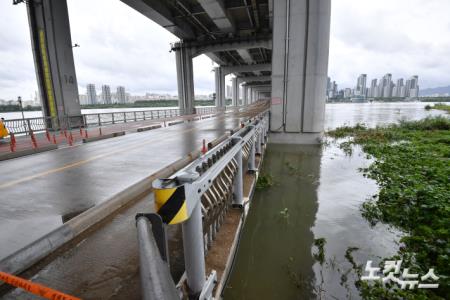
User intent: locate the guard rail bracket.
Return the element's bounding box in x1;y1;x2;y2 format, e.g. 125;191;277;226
135;213;169;263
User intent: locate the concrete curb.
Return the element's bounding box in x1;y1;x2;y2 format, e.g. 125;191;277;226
0;130;236;276
168;120;184;126
0;144;58;162
136;124;162;132
82;131;125;143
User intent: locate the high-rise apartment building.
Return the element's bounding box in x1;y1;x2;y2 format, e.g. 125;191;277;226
355;74;367;97
368;79;377;97
116;86;126;103
86;84;97;105
101;85;112;104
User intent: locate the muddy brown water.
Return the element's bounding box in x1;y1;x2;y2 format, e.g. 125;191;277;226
224;102;447;299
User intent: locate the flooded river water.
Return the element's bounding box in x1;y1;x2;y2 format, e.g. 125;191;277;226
224;102;446;299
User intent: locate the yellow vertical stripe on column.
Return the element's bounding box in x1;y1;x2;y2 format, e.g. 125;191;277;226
38;29;57;119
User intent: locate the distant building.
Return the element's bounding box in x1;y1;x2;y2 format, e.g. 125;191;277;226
101;85;112;104
408;75;419;98
86;84;97;105
355;74;367;97
368;79;377;97
116;86;126;103
79;94;88;105
344;88;352;98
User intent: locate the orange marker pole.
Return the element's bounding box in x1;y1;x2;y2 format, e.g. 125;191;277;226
201;139;207;154
53;134;57;144
45;130;51;142
30;131;38;149
0;271;81;300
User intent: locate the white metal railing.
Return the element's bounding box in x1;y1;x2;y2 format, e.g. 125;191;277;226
136;111;269;299
3;107;220;135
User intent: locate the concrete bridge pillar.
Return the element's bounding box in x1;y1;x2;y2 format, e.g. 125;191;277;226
231;77;239;106
242;85;248;106
27;0;81;128
214;67;226;108
175;43;195;115
270;0;331;144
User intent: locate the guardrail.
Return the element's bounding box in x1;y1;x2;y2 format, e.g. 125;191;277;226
3;107;220;135
135;111;268;299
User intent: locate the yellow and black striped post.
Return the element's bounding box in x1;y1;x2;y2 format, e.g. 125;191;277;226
153;179;189;225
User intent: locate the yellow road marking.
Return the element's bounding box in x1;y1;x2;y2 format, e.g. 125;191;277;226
0;127;197;190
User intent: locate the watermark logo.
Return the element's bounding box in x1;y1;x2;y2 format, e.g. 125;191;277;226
361;260;439;289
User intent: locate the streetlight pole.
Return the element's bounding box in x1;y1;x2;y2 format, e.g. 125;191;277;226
18;96;27;134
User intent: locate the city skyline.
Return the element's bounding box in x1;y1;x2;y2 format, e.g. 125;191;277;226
327;73;420;99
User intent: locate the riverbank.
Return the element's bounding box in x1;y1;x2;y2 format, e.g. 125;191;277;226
328;116;449;299
425;103;450;113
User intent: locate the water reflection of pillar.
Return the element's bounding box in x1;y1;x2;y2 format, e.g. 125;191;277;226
225;144;322;299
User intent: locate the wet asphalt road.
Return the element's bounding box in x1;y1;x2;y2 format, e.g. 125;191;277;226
0;113;245;260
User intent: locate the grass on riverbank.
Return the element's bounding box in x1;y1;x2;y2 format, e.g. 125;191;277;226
328;116;450;299
425;103;450;113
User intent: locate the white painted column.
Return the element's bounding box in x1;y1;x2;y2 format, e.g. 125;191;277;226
243;85;248;106
231;77;239;106
214;67;225;108
175;44;195;115
270;0;331;144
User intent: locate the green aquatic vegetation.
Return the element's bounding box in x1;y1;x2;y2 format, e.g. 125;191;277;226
256;173;274;189
329;116;450;299
285;161;302;176
428;103;450;113
313;238;327;265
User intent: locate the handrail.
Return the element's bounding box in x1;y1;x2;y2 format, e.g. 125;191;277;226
2;107;220;135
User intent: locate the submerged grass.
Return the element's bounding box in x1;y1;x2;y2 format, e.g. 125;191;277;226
328;116;450;299
426;103;450;113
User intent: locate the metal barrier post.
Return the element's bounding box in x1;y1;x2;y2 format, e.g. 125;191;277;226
124;112;127;123
248;132;256;171
232;138;244;207
26;119;32;135
98;114;101;126
182;200;206;296
256;128;262;154
134;111;137;121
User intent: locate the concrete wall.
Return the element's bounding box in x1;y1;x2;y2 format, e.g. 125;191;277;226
270;0;331;144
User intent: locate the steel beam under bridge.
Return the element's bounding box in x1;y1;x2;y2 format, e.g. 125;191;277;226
27;0;81;128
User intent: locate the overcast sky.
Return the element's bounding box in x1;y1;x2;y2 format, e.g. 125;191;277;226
1;0;450;100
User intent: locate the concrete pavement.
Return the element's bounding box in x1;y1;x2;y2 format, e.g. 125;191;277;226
0;111;249;261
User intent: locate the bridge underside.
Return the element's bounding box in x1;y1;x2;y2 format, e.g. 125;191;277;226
26;0;331;143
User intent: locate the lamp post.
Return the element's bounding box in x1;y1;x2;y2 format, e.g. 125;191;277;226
17;96;28;134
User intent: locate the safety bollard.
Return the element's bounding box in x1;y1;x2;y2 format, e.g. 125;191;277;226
69;132;74;146
52;134;57;145
64;129;67;138
10;133;16;147
99;127;102;136
201;139;207;154
45;130;51;142
9;137;15;152
30;131;38;149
